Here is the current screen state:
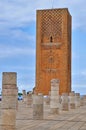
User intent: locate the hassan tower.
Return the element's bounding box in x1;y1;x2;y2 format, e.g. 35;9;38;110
35;8;71;95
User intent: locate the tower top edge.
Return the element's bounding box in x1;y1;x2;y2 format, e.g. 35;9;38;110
37;8;68;11
36;8;71;15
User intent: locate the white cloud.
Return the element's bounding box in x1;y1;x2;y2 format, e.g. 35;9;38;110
72;84;86;89
81;70;86;77
0;45;35;58
0;65;35;71
72;52;79;60
0;0;86;30
72;70;86;77
10;29;35;41
0;0;36;30
0;28;35;42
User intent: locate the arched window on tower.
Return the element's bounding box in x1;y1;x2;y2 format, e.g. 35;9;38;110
50;36;53;43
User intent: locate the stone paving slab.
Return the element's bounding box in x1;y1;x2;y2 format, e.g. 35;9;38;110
1;101;86;130
15;102;86;130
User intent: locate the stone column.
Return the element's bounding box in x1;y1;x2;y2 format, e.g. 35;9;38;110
1;72;17;130
33;93;43;119
44;96;50;105
80;96;84;106
27;92;32;107
61;93;69;111
69;92;75;109
75;93;80;108
50;79;60;114
22;90;27;104
16;87;18;110
82;95;86;105
0;98;1;116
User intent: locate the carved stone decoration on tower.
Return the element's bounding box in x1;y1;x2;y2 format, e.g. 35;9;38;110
35;8;71;95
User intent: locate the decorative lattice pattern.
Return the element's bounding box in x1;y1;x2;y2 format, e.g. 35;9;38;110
40;9;63;38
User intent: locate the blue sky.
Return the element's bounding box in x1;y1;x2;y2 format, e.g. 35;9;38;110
0;0;86;95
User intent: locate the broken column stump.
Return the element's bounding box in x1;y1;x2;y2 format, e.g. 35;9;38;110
1;72;17;130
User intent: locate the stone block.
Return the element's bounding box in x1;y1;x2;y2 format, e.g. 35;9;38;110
33;94;43;104
33;94;43;119
1;109;16;125
50;108;59;114
51;91;59;96
3;84;16;89
2;72;17;85
33;104;43;119
51;86;59;91
69;103;75;109
61;103;69;111
1;96;17;109
2;89;18;96
1;125;16;130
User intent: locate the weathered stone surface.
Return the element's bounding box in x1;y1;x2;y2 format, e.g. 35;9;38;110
2;72;17;85
82;95;86;105
27;93;32;106
1;96;17;109
75;93;80;108
22;90;26;95
33;94;43;104
61;103;69;111
1;125;15;130
69;103;75;109
50;79;60;114
33;104;43;119
61;93;69;111
1;98;86;130
69;92;75;109
33;94;43;119
2;89;17;96
3;84;16;89
22;90;27;103
1;109;16;125
50;108;59;114
44;96;50;105
1;72;17;130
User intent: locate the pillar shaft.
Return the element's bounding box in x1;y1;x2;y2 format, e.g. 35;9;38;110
75;93;80;108
33;94;43;119
50;79;60;114
1;72;17;130
61;93;69;111
69;92;75;109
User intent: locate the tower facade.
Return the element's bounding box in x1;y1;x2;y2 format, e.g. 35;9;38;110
35;8;71;95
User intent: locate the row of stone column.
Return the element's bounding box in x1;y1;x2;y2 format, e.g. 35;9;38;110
22;90;32;107
49;79;82;112
32;79;83;119
32;92;84;120
21;79;82;120
21;92;86;120
0;73;86;125
61;92;81;111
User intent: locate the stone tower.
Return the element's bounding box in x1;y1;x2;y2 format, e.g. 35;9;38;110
35;8;71;95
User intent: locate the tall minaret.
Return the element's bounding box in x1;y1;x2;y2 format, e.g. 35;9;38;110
35;8;72;95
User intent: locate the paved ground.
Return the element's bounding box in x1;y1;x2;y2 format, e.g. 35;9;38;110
16;102;86;130
1;101;86;130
